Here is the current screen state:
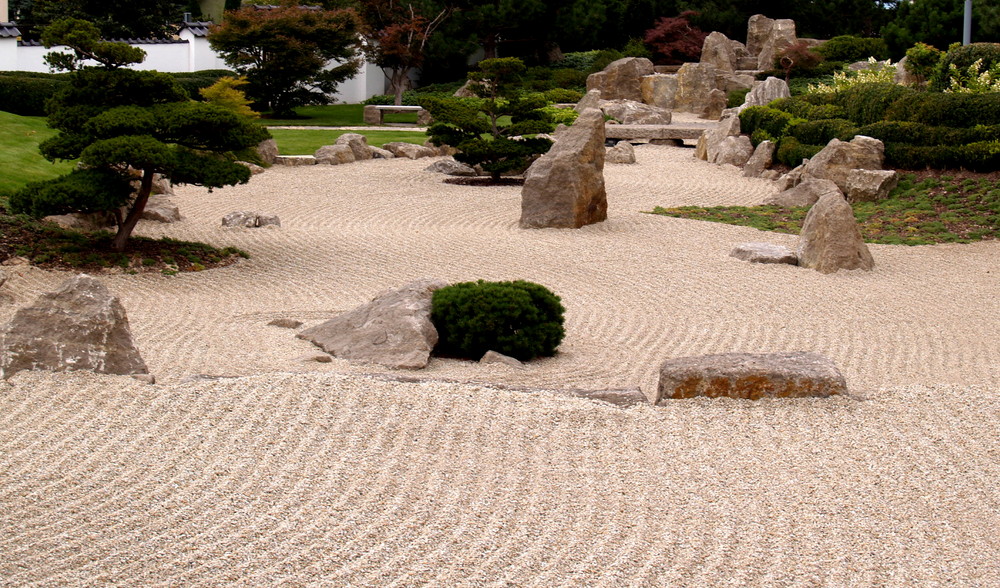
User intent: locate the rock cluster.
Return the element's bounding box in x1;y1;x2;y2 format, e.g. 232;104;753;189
221;211;281;228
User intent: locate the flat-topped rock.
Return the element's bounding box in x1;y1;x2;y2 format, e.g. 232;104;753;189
656;351;847;402
604;124;705;141
274;155;317;166
730;243;797;265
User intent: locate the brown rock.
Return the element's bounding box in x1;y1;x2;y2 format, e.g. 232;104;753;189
256;139;279;165
574;88;604;113
656;351;847;402
845;169;899;203
520;108;607;229
797;191;875;274
269;318;303;329
296;278;449;369
314;144;356;165
743;140;775;177
141;195;181;223
739;77;791;111
335;133;374;160
640;74;678;110
746;14;774;58
802;136;885;191
238;161;265;175
0;274;148;379
605;141;637;164
425;158;477;176
711;135;754;166
274;155;317;166
600;99;672;125
42;212;116;232
674;62;718;114
701;31;736;72
222;211;280;228
701;88;728;120
383;142;436;160
765;178;841;208
756;18;797;70
480;350;525;369
586;57;655;101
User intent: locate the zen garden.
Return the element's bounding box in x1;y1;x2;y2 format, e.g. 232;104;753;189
0;1;998;586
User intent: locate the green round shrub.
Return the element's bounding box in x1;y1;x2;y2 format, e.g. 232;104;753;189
431;280;566;361
815;36;889;63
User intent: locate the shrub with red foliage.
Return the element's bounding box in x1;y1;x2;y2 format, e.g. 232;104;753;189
643;11;708;65
778;40;824;80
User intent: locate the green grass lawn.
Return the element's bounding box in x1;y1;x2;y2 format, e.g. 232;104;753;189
649;173;1000;245
261;104;419;126
268;128;429;155
0;111;75;192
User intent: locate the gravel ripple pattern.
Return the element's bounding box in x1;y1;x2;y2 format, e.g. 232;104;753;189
1;144;998;585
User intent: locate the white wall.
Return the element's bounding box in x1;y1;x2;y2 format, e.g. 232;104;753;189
1;38;386;103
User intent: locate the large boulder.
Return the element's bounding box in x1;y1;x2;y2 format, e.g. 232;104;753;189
601;99;672;124
314;144;356;165
335;133;374;160
42;212;115;232
520;108;607;229
745;14;774;58
672;62;718;114
754;17;797;70
701;31;736;72
695;115;741;161
296;278;449;369
739;77;791;111
383;142;437;159
586;57;655;101
765;178;842;208
802;136;885;191
656;351;847;402
743;140;775;177
0;274;148;379
640;74;678;110
701;88;728;120
845;169;899;203
797;191;875;274
712;135;754;166
574;88;604;113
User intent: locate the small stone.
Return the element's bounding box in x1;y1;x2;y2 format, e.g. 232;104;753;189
480;350;525;369
605;141;637;164
297;354;333;363
268;318;303;329
131;373;156;384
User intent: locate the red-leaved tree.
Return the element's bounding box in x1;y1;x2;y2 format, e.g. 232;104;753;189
643;11;708;65
358;0;454;105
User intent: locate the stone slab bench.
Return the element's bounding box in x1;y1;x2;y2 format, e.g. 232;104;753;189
605;124;707;141
363;104;432;126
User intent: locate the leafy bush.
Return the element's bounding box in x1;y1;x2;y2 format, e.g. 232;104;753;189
769;97;845;120
858;121;1000;146
929;43;1000;91
941;58;1000;93
806;60;898;95
431;280;566;361
904;42;944;87
0;72;70;116
884;91;1000;127
540;105;580;125
170;70;238;101
787;118;858;144
727;88;750;108
554;50;604;71
739;106;799;139
550;68;589;91
832;82;912;125
777;41;825;79
775;136;824;167
542;87;584;103
815;36;889;63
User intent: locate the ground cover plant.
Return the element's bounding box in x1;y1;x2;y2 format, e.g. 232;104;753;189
650;172;1000;245
267;129;428;155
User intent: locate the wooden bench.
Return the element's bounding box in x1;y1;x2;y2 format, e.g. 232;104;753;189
604;123;708;141
363;104;432;126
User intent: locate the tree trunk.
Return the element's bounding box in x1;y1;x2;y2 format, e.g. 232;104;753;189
390;68;410;106
111;169;154;252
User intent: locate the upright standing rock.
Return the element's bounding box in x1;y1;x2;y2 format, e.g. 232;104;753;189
701;32;736;72
0;274;148;379
256;139;279;166
797;192;875;274
755;18;797;70
739;77;791;111
640;74;678;110
335;133;374;161
586;57;654;102
674;63;718;114
520;108;607;229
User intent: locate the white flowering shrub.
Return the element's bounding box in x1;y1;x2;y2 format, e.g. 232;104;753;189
944;59;1000;93
806;58;897;94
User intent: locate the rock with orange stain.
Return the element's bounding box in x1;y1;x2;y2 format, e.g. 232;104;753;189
656;351;846;402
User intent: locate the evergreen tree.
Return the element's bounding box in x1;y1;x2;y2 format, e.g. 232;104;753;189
11;19;269;252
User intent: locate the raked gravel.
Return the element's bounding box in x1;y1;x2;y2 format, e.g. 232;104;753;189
1;143;998;586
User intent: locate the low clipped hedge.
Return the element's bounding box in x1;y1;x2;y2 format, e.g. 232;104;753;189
775;136;824;167
431;280;566;362
0;72;69;116
814;35;889;63
786;118;859;145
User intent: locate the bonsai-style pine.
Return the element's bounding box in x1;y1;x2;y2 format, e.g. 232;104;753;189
11;18;270;252
421;57;555;182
